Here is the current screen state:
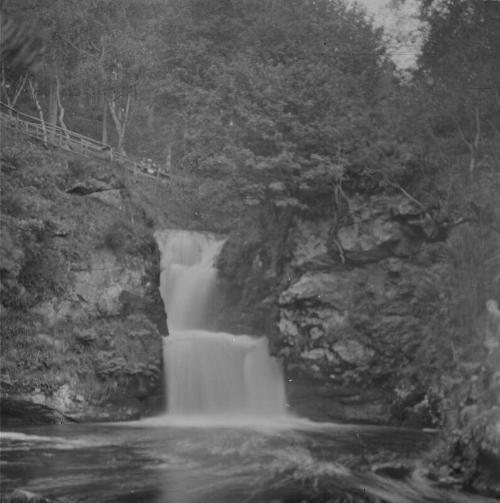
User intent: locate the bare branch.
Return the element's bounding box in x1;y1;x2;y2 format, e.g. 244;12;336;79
12;73;28;107
456;120;472;151
56;33;94;56
28;78;48;147
486;119;500;139
455;107;482;180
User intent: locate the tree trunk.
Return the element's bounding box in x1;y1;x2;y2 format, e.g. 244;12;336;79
457;106;482;182
55;75;70;143
108;93;131;155
48;79;57;141
1;68;28;110
270;206;294;277
102;97;108;145
28;78;48;147
98;42;107;144
146;104;155;130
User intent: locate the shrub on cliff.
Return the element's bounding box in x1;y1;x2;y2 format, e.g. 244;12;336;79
103;222;131;253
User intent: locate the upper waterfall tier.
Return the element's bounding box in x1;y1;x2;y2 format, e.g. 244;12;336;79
155;230;225;331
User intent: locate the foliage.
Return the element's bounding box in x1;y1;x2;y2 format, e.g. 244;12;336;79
377;1;500;491
102;221;131;253
0;129;168;410
18;246;69;305
2;0;392;210
0;310;162;405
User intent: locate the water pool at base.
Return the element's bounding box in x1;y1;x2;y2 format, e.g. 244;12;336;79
1;421;496;503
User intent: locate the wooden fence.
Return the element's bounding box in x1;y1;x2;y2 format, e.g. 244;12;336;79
0;101;168;181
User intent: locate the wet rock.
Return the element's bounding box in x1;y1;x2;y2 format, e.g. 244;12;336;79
0;397;76;427
284;372;393;424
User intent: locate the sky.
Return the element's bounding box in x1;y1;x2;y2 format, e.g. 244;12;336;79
350;0;423;69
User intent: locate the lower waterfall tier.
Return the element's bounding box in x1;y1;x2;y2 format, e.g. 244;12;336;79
163;330;287;417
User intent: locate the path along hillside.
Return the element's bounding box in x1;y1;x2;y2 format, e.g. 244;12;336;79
1;101;169;181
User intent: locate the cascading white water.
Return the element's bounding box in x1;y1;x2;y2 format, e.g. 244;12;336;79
155;230;287;420
156;230;223;330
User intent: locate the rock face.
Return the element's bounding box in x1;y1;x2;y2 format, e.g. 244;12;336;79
0;132;168;423
0;397;76;427
33;251;147;323
219;194;448;424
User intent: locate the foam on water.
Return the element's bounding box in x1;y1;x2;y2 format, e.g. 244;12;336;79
0;431;105;449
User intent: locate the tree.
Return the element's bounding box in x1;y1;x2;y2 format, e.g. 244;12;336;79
416;0;500;179
2;0;160;154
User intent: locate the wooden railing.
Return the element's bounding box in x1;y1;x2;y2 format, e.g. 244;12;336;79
0;101;169;181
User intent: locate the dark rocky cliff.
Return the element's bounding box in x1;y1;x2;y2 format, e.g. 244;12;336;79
218;194;450;424
0;130;169;423
217;181;500;495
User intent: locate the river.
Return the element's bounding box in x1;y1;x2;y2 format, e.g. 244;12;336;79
1;419;497;503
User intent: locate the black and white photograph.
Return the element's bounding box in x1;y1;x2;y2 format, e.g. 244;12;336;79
0;0;499;501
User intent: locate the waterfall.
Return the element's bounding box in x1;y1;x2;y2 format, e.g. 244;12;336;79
156;230;223;330
155;230;287;420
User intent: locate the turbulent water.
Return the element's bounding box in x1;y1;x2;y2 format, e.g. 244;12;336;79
155;230;224;331
1;424;495;503
155;230;287;419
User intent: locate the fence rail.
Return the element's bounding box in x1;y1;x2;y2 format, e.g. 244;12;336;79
0;101;168;181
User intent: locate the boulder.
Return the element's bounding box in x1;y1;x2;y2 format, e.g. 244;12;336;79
0;397;76;427
66;178;120;195
279;272;351;309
